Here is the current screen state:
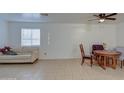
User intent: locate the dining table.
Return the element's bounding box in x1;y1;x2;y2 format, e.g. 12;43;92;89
94;50;121;70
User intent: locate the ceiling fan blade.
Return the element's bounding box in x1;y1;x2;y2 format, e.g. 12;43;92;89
105;18;116;20
93;15;99;17
105;13;117;17
88;19;99;21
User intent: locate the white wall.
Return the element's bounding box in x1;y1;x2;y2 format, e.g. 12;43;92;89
8;22;117;59
0;19;8;47
117;23;124;46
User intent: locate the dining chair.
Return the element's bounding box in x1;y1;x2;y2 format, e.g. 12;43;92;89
79;44;93;67
92;44;104;53
92;44;104;61
114;47;124;68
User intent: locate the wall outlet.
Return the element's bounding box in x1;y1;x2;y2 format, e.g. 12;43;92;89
44;52;47;55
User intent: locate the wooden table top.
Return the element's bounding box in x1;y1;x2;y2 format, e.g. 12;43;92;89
94;50;121;56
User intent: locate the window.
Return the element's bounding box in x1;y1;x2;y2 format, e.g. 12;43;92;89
21;28;40;46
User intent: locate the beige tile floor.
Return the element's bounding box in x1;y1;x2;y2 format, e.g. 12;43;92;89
0;59;124;80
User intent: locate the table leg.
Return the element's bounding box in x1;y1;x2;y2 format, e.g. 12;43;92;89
103;56;106;70
106;57;108;66
98;56;106;70
97;55;100;65
112;56;116;69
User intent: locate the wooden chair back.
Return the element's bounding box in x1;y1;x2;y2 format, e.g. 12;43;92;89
79;44;85;57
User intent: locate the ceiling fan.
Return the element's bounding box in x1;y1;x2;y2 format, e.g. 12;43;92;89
88;13;117;23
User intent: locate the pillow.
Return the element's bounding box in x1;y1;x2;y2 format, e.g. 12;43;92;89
4;46;11;51
0;48;6;54
4;50;17;55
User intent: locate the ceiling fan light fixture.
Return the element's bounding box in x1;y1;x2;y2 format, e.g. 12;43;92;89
99;19;105;23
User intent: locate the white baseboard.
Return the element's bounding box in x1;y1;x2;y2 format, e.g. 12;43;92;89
39;58;81;61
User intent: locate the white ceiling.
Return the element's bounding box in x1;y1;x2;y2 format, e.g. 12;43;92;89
0;13;123;24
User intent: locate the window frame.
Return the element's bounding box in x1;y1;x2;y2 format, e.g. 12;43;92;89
21;28;40;47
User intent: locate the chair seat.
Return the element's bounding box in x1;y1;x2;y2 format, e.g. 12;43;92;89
84;55;92;59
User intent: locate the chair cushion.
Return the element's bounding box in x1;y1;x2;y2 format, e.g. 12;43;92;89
92;45;104;54
92;45;104;50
